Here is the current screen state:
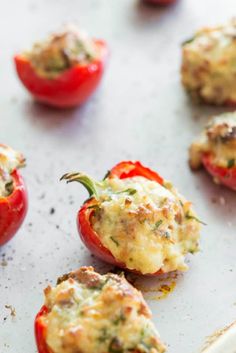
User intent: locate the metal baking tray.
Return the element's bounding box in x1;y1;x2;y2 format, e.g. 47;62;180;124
1;1;236;352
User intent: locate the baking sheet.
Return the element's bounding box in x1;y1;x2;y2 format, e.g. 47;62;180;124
1;1;236;352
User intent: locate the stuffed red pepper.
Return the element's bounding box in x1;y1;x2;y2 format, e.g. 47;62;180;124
144;0;177;5
181;20;236;106
0;144;27;246
14;25;108;108
61;161;201;275
35;266;166;353
189;112;236;190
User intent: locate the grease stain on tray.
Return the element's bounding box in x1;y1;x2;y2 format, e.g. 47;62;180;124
126;272;179;300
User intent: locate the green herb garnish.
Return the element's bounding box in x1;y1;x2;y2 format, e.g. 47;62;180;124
185;212;206;225
98;328;109;343
113;312;126;325
182;36;195;46
110;236;119;246
116;188;137;196
109;337;123;353
103;170;111;180
5;180;13;195
154;220;163;230
227;159;235;168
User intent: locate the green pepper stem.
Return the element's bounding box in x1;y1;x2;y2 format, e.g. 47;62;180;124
60;172;100;198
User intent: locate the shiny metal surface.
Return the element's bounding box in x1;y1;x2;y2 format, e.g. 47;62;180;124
1;1;236;352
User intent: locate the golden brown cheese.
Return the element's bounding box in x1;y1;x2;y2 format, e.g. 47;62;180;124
181;19;236;105
0;145;24;197
25;25;98;78
42;267;166;353
91;176;201;275
189;112;236;170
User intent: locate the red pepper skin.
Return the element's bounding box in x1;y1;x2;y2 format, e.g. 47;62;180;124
78;161;163;275
0;170;28;246
144;0;177;5
14;40;108;108
35;306;53;353
202;153;236;190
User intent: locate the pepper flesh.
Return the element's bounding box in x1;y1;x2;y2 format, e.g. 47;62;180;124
35;306;53;353
14;39;108;108
0;169;28;246
202;153;236;190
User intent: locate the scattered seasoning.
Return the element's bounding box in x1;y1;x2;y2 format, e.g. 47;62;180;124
49;207;55;215
38;193;45;200
5;305;16;317
151;282;176;300
0;259;8;267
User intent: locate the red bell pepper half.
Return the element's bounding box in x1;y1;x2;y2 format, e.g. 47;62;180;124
61;161;164;275
202;153;236;191
35;306;53;353
0;147;28;246
14;39;108;108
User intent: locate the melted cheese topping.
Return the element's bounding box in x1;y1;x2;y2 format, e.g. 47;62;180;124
0;145;24;197
91;176;200;275
181;20;236;104
25;25;98;78
189;112;236;169
42;267;166;353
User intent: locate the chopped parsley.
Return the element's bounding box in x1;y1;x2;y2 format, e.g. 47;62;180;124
185;212;206;225
227;159;235;168
182;36;195;46
5;180;14;195
154;220;163;230
109;337;123;353
113;312;126;325
116;188;137;196
98;328;109;343
103;170;111;180
110;236;119;247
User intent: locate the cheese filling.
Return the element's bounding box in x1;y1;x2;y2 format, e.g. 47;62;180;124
90;176;200;275
181;19;236;104
42;267;166;353
25;25;99;78
0;145;25;197
189;112;236;169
